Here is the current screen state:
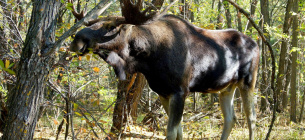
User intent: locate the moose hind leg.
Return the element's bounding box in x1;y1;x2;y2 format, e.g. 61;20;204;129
160;94;184;140
219;85;237;140
238;82;256;140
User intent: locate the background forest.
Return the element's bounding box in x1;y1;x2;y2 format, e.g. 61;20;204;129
0;0;305;139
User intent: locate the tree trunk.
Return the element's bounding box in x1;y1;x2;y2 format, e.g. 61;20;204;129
260;40;269;112
245;0;258;33
259;0;271;113
276;0;293;111
110;73;146;134
216;0;224;29
223;0;232;28
299;88;305;123
236;0;242;32
128;73;146;122
2;1;61;139
290;0;299;123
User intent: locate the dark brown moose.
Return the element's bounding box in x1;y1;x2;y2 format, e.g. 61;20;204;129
70;1;259;140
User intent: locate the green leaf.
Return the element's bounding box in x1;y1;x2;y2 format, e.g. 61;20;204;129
66;6;73;11
290;47;301;53
3;68;16;75
0;59;4;68
8;63;14;69
67;3;73;7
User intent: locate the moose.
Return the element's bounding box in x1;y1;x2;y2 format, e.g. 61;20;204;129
70;0;259;139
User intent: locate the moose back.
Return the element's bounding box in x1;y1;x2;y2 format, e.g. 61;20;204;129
70;15;259;140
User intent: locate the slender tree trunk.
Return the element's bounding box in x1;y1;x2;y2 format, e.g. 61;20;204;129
276;0;293;111
290;0;299;123
216;0;224;29
2;1;61;139
260;40;269;112
259;0;271;113
128;73;146;122
110;73;146;134
223;0;232;28
299;88;305;123
236;0;242;32
246;0;258;33
210;0;216;24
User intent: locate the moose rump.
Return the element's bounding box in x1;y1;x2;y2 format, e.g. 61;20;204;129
70;14;259;140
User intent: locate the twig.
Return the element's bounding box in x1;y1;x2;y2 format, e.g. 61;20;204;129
78;110;100;139
78;104;111;138
72;80;92;97
55;119;65;140
183;112;209;122
70;101;75;140
224;1;276;139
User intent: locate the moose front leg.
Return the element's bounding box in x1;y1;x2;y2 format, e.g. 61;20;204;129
160;93;184;140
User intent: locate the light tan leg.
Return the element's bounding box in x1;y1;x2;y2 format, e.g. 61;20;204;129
238;85;256;140
220;85;237;140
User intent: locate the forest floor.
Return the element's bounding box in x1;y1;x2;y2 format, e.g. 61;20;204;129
32;102;305;140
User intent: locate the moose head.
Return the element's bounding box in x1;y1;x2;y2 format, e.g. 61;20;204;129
70;0;259;140
70;22;134;80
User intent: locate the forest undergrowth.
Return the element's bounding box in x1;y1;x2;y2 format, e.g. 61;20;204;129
32;95;305;140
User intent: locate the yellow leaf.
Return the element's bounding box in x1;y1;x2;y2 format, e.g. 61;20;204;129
75;112;82;116
74;103;78;109
99;119;107;123
102;76;108;79
80;128;87;133
27;91;31;96
86;55;91;61
5;60;9;68
93;67;100;73
59;47;66;52
78;56;82;60
63;118;67;124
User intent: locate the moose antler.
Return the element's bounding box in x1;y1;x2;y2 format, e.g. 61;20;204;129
68;0;116;26
68;0;170;26
67;0;86;21
120;0;164;25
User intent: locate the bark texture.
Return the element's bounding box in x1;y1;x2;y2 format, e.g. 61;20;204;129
2;0;61;139
276;0;293;111
290;0;299;123
111;73;146;134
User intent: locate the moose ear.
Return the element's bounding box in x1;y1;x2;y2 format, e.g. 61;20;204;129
106;52;126;80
